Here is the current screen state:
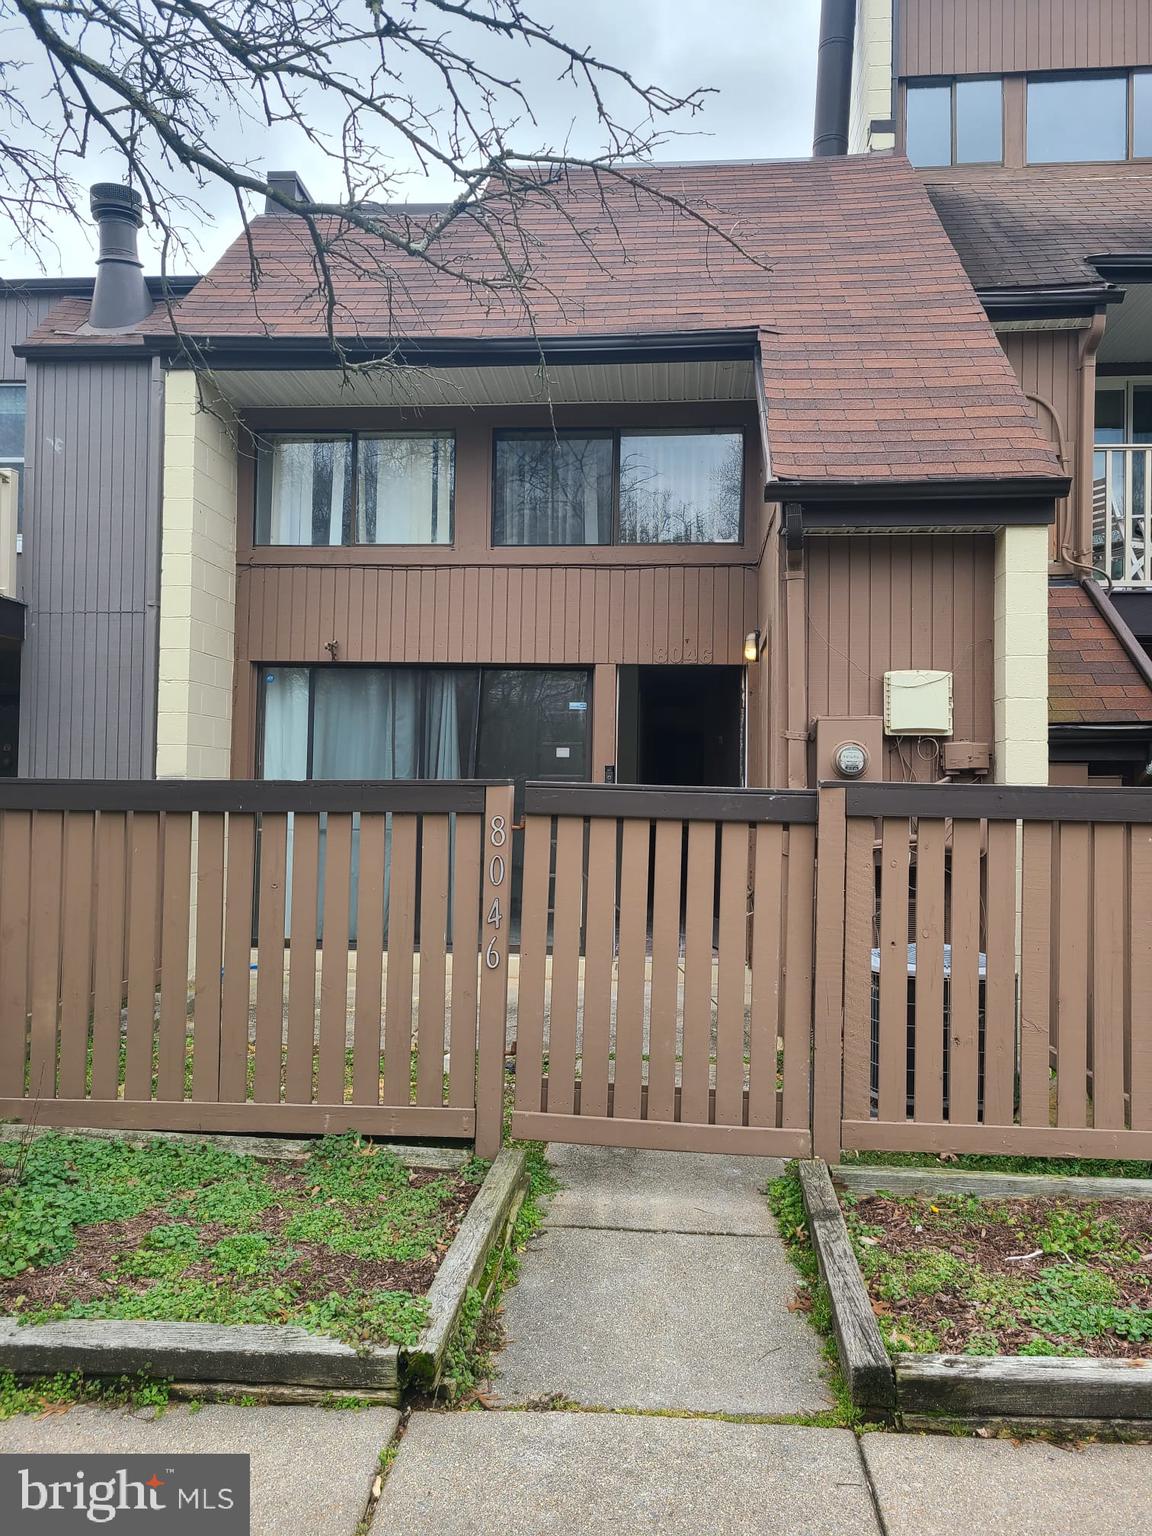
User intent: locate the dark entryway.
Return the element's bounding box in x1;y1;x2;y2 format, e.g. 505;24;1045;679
617;665;743;786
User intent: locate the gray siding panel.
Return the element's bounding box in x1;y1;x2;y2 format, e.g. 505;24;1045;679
0;292;63;381
20;357;161;778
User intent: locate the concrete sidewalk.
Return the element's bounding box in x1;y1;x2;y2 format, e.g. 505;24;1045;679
370;1411;1152;1536
491;1145;832;1415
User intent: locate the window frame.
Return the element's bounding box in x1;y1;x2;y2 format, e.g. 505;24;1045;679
490;424;746;549
255;661;593;780
1094;379;1152;447
1026;70;1130;165
0;381;27;548
253;428;456;549
904;75;1004;167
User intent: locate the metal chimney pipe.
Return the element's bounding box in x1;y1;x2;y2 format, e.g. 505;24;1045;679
812;0;857;156
88;183;154;330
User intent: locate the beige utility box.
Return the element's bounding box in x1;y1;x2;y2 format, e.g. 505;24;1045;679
883;669;953;735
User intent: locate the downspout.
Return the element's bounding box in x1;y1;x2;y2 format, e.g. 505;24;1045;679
1069;309;1107;571
813;0;858;155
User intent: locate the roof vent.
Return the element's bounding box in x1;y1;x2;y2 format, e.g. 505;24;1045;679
88;183;154;331
265;171;313;214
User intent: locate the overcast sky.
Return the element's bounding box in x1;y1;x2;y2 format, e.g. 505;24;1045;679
2;0;821;278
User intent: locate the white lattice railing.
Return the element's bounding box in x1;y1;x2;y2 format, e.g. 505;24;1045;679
1094;445;1152;586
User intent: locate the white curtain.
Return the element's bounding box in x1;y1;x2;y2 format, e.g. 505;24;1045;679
357;434;452;545
261;437;348;545
494;435;611;545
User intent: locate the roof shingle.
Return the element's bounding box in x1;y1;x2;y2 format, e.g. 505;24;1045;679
925;166;1152;292
1049;584;1152;724
25;156;1064;489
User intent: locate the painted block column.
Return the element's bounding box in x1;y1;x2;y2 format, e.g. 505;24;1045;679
993;524;1049;785
156;370;238;779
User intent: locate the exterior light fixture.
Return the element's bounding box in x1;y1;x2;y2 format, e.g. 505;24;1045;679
743;629;761;663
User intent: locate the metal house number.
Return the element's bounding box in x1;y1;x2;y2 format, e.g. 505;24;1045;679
485;814;507;969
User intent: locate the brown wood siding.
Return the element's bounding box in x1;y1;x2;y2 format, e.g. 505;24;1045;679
232;401;761;775
898;0;1152;78
805;535;995;781
999;329;1079;563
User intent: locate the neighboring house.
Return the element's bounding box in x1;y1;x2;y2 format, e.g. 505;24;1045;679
13;157;1066;789
0;262;197;777
822;0;1152;782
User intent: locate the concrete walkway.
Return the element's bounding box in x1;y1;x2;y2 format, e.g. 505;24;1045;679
492;1144;832;1415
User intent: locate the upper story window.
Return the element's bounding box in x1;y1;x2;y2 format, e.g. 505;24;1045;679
255;430;454;546
1028;71;1152;163
906;78;1003;167
493;427;744;547
0;383;26;534
1095;384;1152;446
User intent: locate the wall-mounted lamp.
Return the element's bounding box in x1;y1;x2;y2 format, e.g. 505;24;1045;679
743;629;761;663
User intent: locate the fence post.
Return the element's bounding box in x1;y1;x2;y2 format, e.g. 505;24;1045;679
475;783;515;1159
812;785;848;1165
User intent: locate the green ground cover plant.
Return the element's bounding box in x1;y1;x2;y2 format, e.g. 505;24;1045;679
0;1132;482;1350
841;1188;1152;1358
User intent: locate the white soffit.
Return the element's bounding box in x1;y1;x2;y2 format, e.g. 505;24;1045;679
210;358;756;409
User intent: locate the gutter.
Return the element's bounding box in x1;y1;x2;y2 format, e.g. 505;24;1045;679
766;475;1071;503
977;284;1124;322
15;326;763;367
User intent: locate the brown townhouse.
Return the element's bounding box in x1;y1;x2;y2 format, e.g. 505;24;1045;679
11;155;1065;793
830;0;1152;783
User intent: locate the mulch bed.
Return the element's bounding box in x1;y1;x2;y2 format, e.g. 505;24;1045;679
0;1164;478;1316
847;1192;1152;1359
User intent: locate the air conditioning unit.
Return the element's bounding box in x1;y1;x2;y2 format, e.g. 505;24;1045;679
883;670;953;736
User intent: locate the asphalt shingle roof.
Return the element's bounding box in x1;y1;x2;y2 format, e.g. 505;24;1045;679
1049;584;1152;724
925;166;1152;292
24;155;1064;489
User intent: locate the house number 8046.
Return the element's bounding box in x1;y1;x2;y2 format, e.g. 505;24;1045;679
485;814;507;969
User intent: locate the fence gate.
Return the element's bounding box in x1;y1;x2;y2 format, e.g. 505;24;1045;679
509;782;817;1156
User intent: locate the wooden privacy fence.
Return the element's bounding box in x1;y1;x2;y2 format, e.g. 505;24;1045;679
0;780;513;1157
510;783;818;1156
2;776;1152;1164
814;783;1152;1163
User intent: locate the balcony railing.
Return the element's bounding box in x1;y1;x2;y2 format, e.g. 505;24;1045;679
1093;445;1152;586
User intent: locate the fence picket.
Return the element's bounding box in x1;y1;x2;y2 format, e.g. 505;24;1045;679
647;820;682;1124
513;815;550;1116
782;823;816;1131
285;813;321;1105
680;820;716;1127
548;816;583;1116
580;817;617;1119
1019;822;1053;1128
841;817;876;1123
219;814;256;1104
90;812;126;1101
982;819;1017;1126
124;813;161;1102
747;822;783;1128
191;813;226;1103
613;820;651;1121
317;812;353;1106
1130;825;1152;1131
416;814;450;1107
447;814;481;1110
156;813;194;1102
912;818;946;1124
382;814;417;1106
57;813;96;1100
877;817;911;1124
948;819;982;1127
253;813;288;1104
351;813;386;1105
1091;822;1126;1131
714;822;749;1127
1056;823;1090;1129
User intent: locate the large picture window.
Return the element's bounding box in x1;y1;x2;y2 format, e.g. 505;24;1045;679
260;665;590;782
493;427;743;547
1028;74;1128;163
255;431;454;546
